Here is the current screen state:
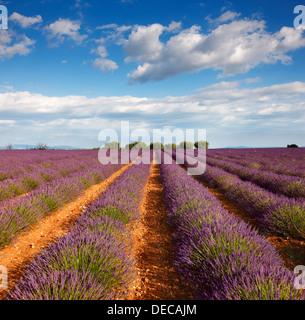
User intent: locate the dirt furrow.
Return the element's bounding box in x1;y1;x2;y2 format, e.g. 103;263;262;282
0;161;135;300
125;156;194;300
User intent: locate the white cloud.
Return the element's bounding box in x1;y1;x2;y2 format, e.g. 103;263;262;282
0;81;304;128
95;24;132;45
0;30;35;60
244;77;262;84
123;23;165;63
164;21;182;33
10;12;42;28
206;10;241;24
96;23;119;30
123;18;305;83
0;120;16;125
92;57;118;72
0;84;14;92
91;24;133;74
90;45;118;72
91;45;107;57
45;18;87;45
2;81;304;148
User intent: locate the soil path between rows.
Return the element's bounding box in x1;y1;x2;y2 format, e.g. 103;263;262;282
124;156;194;300
0;161;136;300
193;174;305;271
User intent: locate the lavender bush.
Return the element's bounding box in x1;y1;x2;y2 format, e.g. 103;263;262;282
171;149;305;240
7;153;151;300
204;155;305;199
159;151;305;300
0;152;130;249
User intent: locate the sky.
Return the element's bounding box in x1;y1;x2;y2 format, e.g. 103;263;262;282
0;0;305;149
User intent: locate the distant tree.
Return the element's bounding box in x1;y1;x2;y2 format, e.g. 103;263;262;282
179;141;194;149
165;143;176;150
194;140;209;149
36;142;48;150
150;142;164;150
4;143;13;150
125;141;149;150
103;141;120;150
287;144;299;148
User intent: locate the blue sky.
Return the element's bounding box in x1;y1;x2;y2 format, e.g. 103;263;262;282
0;0;305;148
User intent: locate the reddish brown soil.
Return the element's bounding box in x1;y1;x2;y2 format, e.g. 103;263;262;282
196;178;305;271
123;159;194;300
0;161;135;300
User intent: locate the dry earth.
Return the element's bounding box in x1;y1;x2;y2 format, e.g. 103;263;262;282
123;158;194;300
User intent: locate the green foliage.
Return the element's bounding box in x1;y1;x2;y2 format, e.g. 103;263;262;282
22;177;40;191
194;140;209;149
125;141;149;150
78;177;91;188
287;144;299;148
165;143;176;150
9;183;24;196
41;173;52;182
0;173;7;181
179;141;194;149
150;142;164;150
90;205;130;224
103;141;120;150
268;204;305;239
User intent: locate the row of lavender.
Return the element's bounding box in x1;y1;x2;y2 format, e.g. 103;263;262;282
158;151;304;299
0;150;115;203
208;154;305;179
204;155;305;199
173;150;305;240
0;151;132;249
207;148;305;178
207;148;305;163
7;153;151;300
0;155;101;203
0;150;97;181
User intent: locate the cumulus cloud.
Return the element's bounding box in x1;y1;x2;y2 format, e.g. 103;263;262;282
10;12;42;28
91;45;118;72
123;16;305;83
0;30;35;60
45;18;87;45
1;80;305;146
92;57;118;72
96;23;132;45
0;81;304;126
123;23;167;63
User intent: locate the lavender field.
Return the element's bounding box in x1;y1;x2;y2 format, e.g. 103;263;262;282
1;148;305;300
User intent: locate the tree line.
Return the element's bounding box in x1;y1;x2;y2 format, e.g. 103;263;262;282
101;140;209;150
